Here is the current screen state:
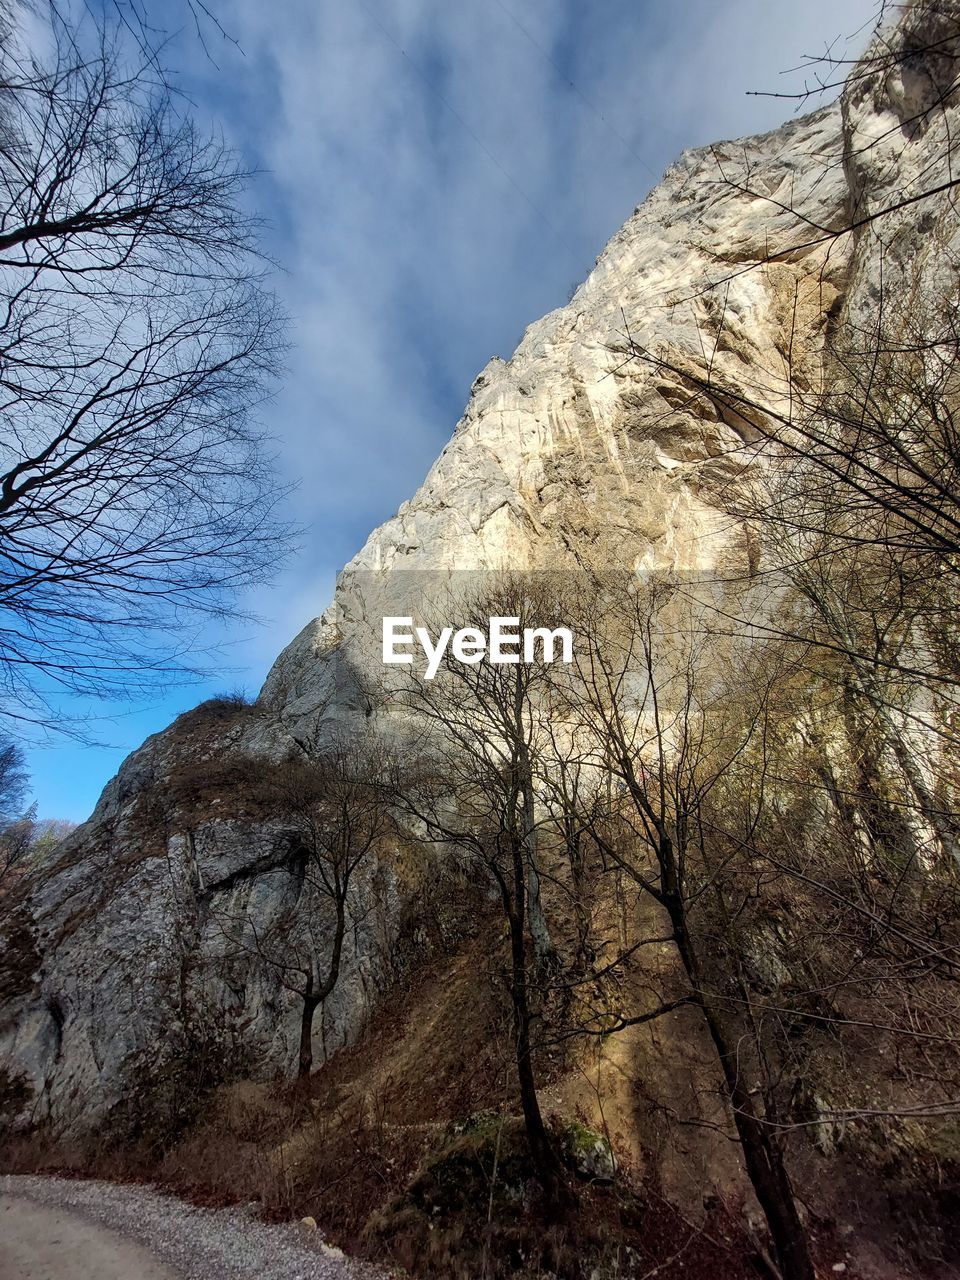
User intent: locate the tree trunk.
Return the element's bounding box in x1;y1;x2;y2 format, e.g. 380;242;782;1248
297;900;347;1080
668;897;814;1280
525;850;557;974
564;818;592;965
507;844;566;1211
298;991;320;1078
517;745;556;974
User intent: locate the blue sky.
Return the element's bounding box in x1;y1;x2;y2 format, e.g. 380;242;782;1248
26;0;879;822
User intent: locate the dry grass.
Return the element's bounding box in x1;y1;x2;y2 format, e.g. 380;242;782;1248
5;881;960;1277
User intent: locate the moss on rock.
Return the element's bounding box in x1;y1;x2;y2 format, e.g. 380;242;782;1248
562;1120;617;1183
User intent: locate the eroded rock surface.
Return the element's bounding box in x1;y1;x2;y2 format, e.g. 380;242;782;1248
3;3;957;1135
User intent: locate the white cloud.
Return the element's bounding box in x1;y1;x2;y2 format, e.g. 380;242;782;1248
30;0;881;816
209;0;879;665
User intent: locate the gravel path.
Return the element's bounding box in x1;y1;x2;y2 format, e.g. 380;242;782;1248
0;1176;389;1280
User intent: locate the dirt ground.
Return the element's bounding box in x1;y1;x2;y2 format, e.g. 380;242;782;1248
0;1194;180;1280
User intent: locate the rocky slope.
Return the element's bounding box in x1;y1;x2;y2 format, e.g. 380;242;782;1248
2;0;957;1137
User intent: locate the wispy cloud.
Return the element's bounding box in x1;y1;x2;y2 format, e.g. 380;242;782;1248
28;0;879;819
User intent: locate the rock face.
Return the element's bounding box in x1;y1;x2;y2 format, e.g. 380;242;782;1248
2;2;957;1135
0;705;401;1136
261;100;849;733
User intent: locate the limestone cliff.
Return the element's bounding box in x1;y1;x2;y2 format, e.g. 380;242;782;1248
261;100;848;729
2;1;955;1136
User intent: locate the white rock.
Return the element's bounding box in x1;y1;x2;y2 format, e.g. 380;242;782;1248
2;3;955;1136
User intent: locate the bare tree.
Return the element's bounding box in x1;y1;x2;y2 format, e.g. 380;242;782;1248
603;5;960;887
0;8;289;727
567;577;818;1280
684;3;960;307
604;3;960;698
24;816;75;863
385;574;572;1209
554;556;960;1276
0;735;27;824
0;734;31;908
216;738;391;1079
